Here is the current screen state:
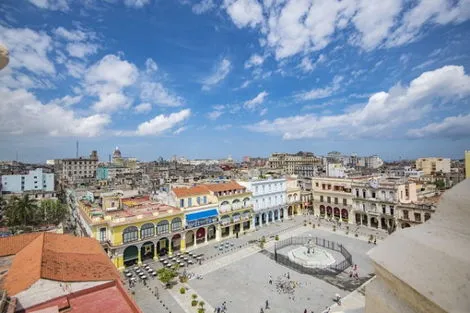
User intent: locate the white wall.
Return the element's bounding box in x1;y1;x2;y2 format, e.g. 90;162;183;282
1;168;54;193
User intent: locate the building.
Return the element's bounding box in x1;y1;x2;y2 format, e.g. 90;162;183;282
326;163;347;178
0;232;141;313
238;178;287;227
311;177;354;224
286;178;302;216
365;179;470;313
352;177;417;231
112;147;137;168
76;191;185;269
55;151;99;186
465;151;470;178
267;152;321;176
0;168;54;193
415;157;451;175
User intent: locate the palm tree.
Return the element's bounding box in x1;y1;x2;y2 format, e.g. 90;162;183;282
6;195;38;227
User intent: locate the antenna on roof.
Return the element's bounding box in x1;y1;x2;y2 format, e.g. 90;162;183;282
76;140;79;158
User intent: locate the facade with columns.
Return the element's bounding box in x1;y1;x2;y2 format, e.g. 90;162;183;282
311;177;354;223
238;178;287;227
286;178;302;216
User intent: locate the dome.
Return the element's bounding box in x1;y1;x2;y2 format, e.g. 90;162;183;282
113;146;122;158
0;45;9;71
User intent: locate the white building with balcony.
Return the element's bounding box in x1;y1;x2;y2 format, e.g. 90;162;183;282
238;178;287;227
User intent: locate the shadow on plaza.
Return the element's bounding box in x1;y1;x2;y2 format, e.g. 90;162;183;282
259;249;374;292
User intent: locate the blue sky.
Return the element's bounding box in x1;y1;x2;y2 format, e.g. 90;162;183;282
1;0;470;162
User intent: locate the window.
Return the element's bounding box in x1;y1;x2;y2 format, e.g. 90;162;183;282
403;210;409;220
99;228;107;242
334;197;338;204
157;220;170;234
372;192;376;198
356;189;359;197
327;196;331;203
188;198;192;207
405;188;409;197
197;197;201;204
203;196;207;204
123;226;138;243
141;223;155;239
343;199;347;205
322;184;326;190
390;206;394;215
414;213;421;222
320;195;324;202
180;199;184;208
171;218;182;231
362;189;366;198
315;182;319;187
382;205;386;214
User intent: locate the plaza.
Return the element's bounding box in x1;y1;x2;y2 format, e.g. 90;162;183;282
125;216;378;313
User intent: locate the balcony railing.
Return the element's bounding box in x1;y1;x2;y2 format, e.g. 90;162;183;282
219;203;252;213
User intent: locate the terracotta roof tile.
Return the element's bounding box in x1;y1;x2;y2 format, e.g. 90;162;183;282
0;233;42;257
2;233;120;296
172;185;210;198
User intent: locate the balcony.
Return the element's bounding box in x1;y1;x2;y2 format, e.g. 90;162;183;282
218;191;252;200
219;214;251;226
316;188;351;195
353;196;396;204
219;203;252;213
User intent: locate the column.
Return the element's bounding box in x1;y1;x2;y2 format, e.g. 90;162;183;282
168;239;173;256
216;225;221;241
137;249;142;265
206;227;209;242
180;236;186;252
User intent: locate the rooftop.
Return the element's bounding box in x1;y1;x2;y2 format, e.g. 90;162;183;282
172;181;247;197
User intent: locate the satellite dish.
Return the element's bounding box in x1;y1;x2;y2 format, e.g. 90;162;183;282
0;45;9;70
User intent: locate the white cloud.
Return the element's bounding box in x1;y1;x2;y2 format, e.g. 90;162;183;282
408;114;470;139
48;95;83;107
145;58;158;73
260;108;268;116
221;0;470;59
299;54;326;73
245;54;265;68
173;126;187;135
248;65;470;139
244;91;269;109
85;54;138;95
208;110;223;120
136;109;191;135
65;60;86;78
239;80;251;89
202;58;232;90
92;92;132;112
124;0;151;8
66;42;99;58
54;27;88;41
224;0;264;28
140;82;184;107
0;26;55;74
28;0;70;11
295;75;343;100
193;0;215;14
134;102;152;113
0;87;109;137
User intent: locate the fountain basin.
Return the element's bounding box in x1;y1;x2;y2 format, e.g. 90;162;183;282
287;246;336;268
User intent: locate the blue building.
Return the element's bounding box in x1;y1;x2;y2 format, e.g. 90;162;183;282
0;168;54;193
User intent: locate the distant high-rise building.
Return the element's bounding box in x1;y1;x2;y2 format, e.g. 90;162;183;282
415;157;451;175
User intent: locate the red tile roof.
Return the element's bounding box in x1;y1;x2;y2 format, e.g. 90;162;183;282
0;233;42;257
204;181;245;192
0;233;120;296
172;185;211;198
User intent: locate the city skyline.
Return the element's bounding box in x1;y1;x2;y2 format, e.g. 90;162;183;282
1;0;470;162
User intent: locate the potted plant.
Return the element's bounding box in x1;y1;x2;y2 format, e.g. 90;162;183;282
198;301;205;313
179;287;186;294
275;235;279;241
191;294;198;306
333;226;336;232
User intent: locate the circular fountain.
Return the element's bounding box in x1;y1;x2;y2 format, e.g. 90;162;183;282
287;238;336;268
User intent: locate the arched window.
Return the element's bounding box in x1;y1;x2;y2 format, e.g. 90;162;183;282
140;223;155;239
232;199;240;204
171;217;182;231
157;220;169;235
123;226;138;243
243;197;250;207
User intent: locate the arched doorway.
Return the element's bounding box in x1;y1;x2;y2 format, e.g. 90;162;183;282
326;206;332;218
288;206;293;216
185;231;194;248
355;213;361;225
362;214;368;226
140;241;154;261
171;234;181;252
268;211;273;222
207;225;216;240
380;217;387;229
341;209;348;222
370;217;379;228
280;208;284;219
196;227;206;244
123;245;138;267
274;210;278;220
401;222;411;228
156;237;169;256
424;212;431;221
333;207;340;220
320;205;325;217
255;214;260;226
261;213;266;224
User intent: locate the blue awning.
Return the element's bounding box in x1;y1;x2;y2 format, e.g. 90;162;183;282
186;209;218;222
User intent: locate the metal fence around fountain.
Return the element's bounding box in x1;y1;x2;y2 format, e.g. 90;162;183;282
273;236;353;274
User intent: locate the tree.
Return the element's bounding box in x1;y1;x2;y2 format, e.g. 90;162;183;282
435;179;446;190
5;195;40;230
157;267;178;288
40;199;68;225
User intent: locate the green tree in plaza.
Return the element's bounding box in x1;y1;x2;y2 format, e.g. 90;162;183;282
157;267;178;288
5;195;38;227
434;179;446;190
39;199;68;225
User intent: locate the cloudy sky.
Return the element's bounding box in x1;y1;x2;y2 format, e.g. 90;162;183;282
1;0;470;162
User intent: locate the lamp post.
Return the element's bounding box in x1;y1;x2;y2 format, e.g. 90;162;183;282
0;45;9;70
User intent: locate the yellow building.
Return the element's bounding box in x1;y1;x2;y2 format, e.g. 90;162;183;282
312;177;354;223
415;157;451;175
286;178;302;216
77;191;184;270
465;150;470;179
171;181;254;245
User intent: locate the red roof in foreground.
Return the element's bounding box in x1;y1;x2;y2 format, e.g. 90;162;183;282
25;281;141;313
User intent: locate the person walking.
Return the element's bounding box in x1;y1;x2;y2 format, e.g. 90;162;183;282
260;307;264;313
265;299;269;309
269;274;272;285
304;309;307;313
